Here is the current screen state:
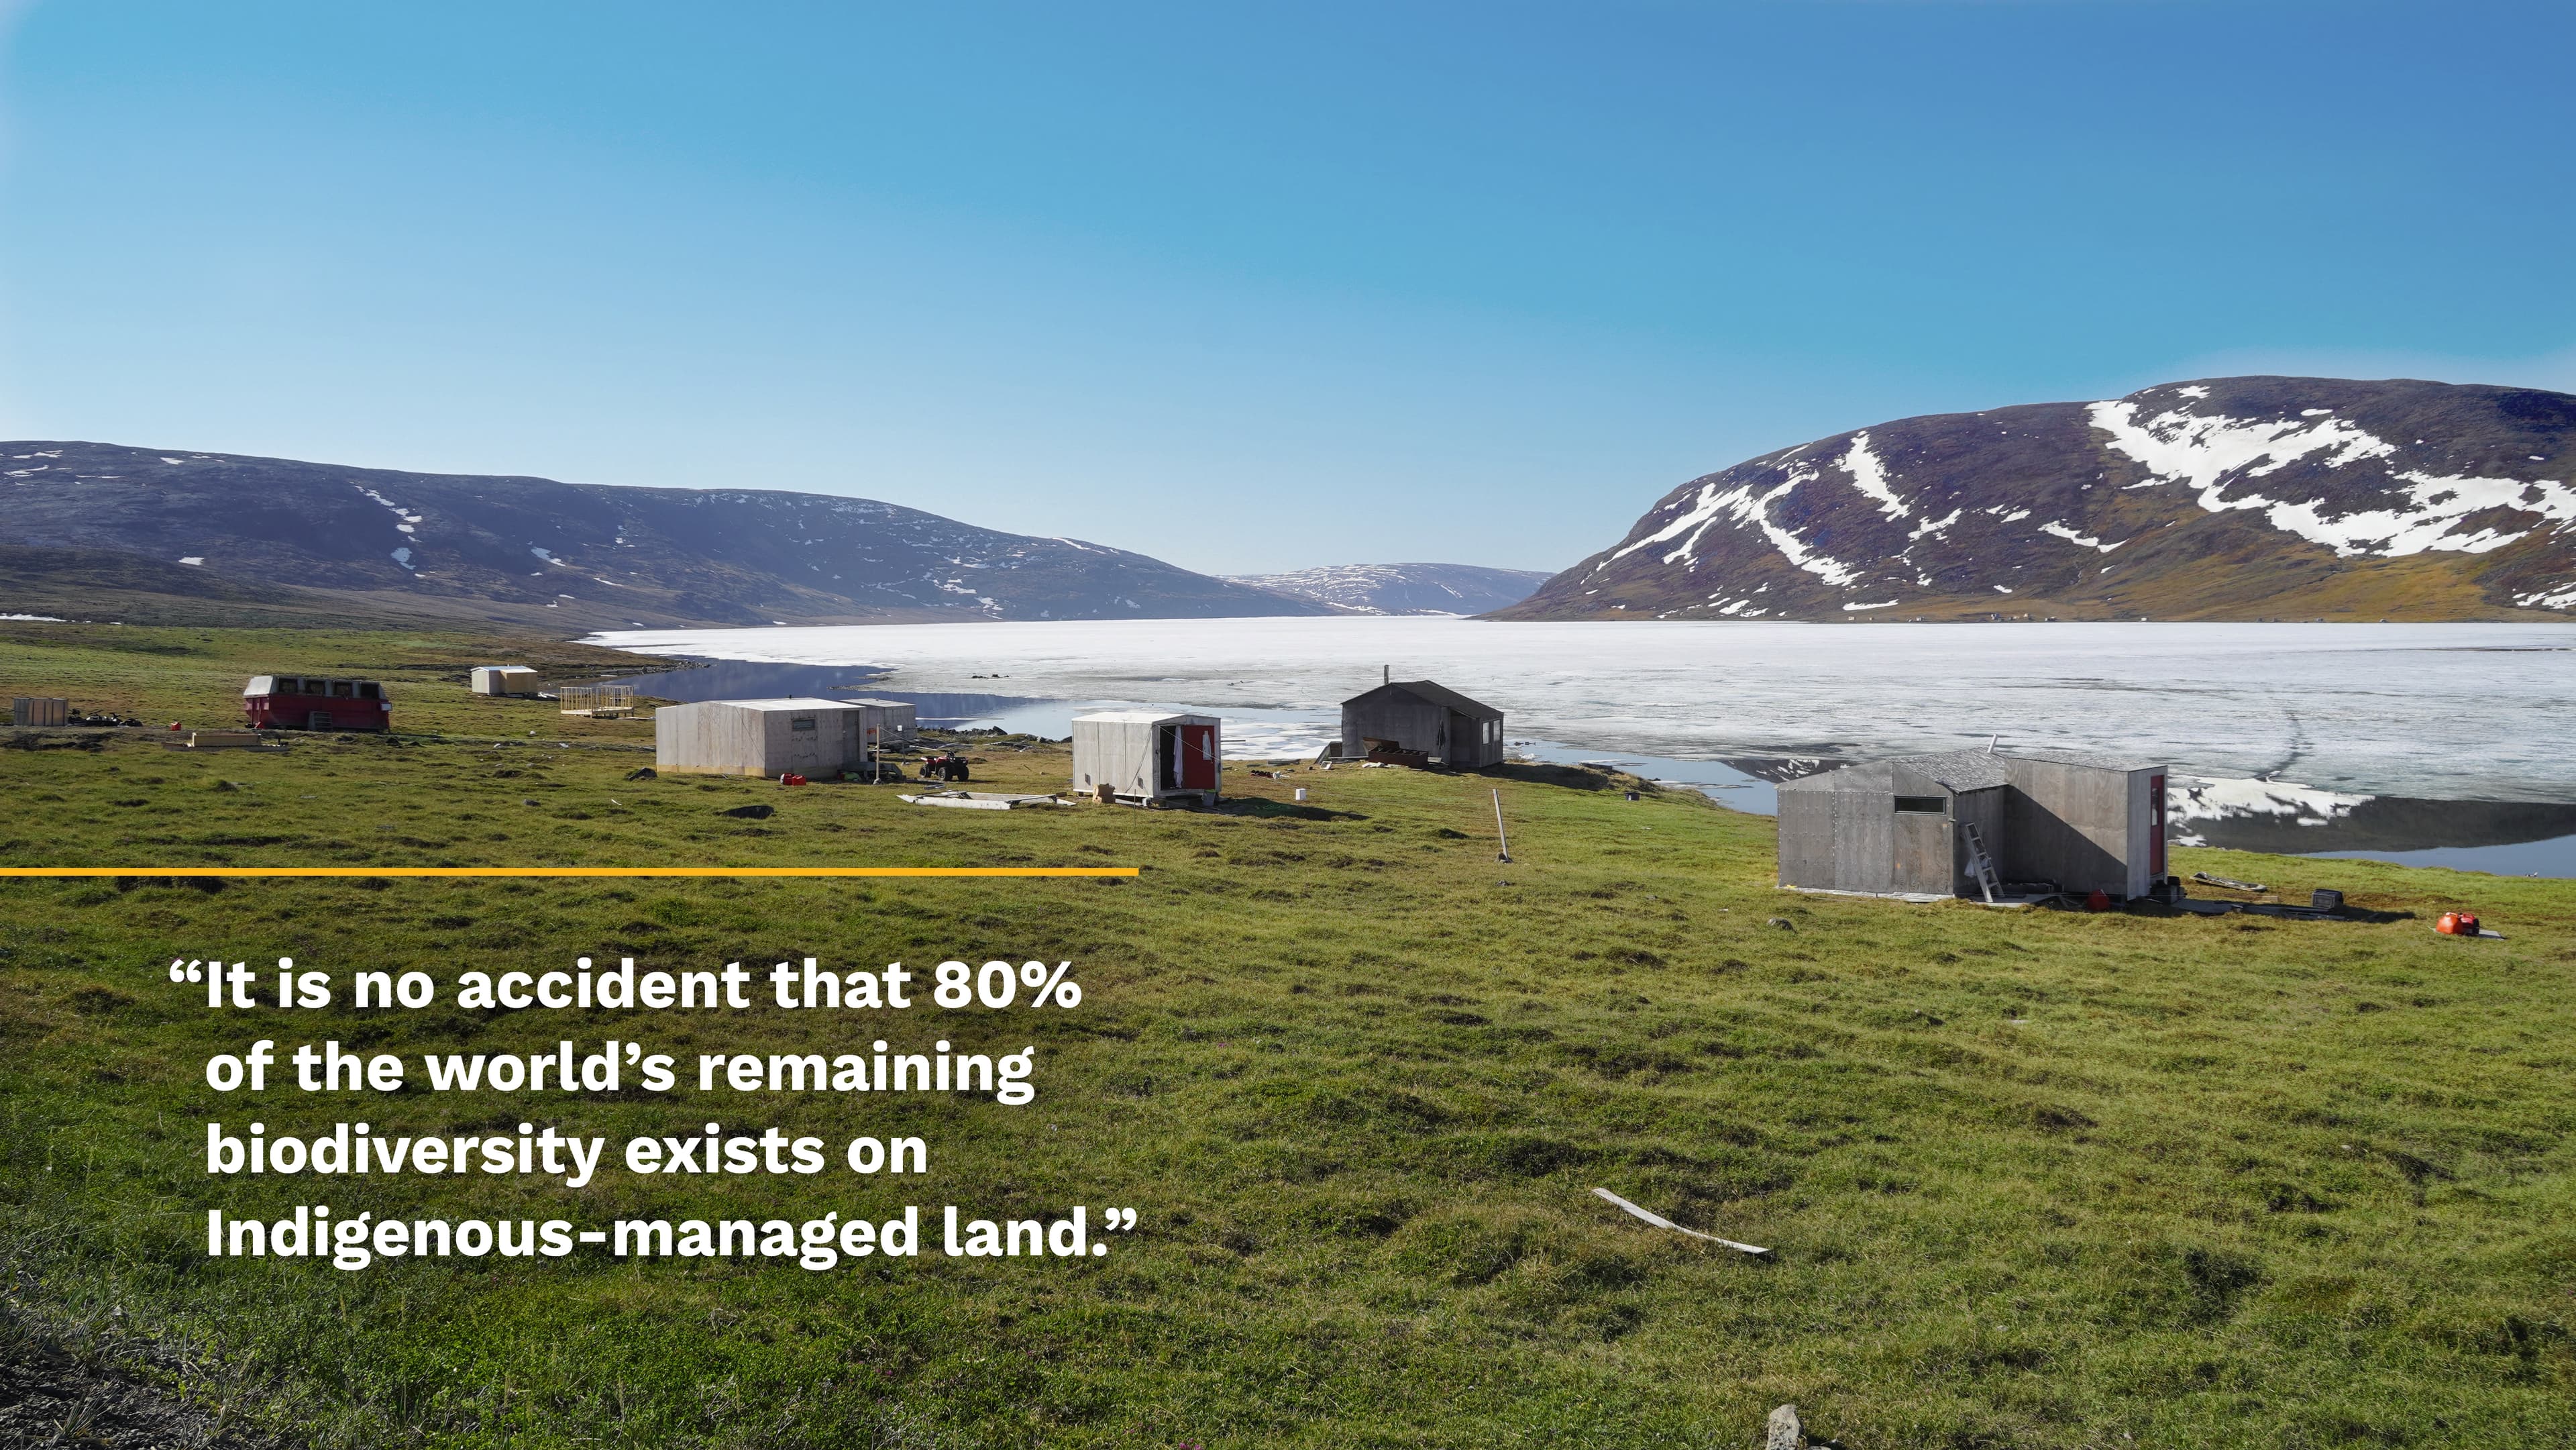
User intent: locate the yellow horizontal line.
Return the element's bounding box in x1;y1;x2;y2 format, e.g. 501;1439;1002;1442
0;866;1138;879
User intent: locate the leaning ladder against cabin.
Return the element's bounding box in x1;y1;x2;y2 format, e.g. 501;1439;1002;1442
1959;821;2003;904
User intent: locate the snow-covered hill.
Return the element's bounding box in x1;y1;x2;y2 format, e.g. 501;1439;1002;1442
1499;377;2576;621
1224;562;1554;616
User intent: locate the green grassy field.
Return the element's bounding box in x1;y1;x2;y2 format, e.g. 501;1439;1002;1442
4;623;2573;1448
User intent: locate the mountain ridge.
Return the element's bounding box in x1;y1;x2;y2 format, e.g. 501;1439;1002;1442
0;441;1329;629
1497;376;2576;622
1222;562;1553;615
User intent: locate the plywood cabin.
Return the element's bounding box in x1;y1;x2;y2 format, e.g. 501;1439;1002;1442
469;666;543;696
654;698;873;778
844;697;918;747
12;696;69;727
1339;680;1505;768
241;675;392;732
1775;749;2168;901
1071;711;1220;806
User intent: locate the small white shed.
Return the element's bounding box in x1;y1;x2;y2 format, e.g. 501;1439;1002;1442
843;697;918;747
655;698;873;778
470;666;543;696
1071;711;1222;807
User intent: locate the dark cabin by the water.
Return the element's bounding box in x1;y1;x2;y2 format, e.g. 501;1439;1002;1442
1775;749;2168;900
1339;680;1506;768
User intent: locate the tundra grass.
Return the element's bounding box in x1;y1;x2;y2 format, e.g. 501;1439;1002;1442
3;625;2573;1449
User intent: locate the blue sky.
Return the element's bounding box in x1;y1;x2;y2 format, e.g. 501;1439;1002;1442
2;1;2569;575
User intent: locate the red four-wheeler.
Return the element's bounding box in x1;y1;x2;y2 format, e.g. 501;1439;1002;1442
242;674;392;731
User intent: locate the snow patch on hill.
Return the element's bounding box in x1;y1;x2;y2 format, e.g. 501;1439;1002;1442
2089;399;2576;558
2039;521;2125;554
1840;431;1909;519
1605;465;1863;587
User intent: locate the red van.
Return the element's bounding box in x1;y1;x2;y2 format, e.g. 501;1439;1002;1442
242;675;392;731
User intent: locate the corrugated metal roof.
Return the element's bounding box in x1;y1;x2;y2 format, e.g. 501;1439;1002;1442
2005;747;2163;773
670;697;866;714
1343;680;1503;720
1780;756;2008;792
1892;751;2013;791
1073;710;1214;724
1776;747;2159;794
1776;763;1888;793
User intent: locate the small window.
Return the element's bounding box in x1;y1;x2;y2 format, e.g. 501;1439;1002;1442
357;682;380;700
790;717;816;732
331;680;354;698
1894;796;1947;814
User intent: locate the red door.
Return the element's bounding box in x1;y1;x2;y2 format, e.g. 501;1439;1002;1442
2149;774;2167;876
1179;725;1218;790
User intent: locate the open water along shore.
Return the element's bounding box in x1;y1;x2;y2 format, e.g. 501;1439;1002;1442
594;618;2576;876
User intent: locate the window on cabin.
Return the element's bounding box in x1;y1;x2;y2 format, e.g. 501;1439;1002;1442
331;681;354;698
1894;796;1947;814
357;682;380;700
791;717;816;732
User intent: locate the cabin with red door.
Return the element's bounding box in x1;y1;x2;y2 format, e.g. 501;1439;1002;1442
241;674;392;732
1071;711;1221;807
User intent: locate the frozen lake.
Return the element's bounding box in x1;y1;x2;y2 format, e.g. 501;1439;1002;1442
587;617;2576;802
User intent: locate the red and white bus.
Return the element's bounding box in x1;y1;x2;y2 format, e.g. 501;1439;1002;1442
242;675;392;731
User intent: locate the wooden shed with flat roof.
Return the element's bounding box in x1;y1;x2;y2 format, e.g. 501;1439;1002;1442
1339;680;1505;768
1776;748;2168;900
655;698;873;778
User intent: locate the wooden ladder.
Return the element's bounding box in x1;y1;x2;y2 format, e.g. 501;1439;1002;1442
1960;821;2003;904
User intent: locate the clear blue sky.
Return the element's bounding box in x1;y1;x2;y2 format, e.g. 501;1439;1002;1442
2;1;2568;575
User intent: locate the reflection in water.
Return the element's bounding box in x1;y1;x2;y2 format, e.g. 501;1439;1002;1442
2303;834;2576;878
1507;739;1780;815
2174;782;2576;879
